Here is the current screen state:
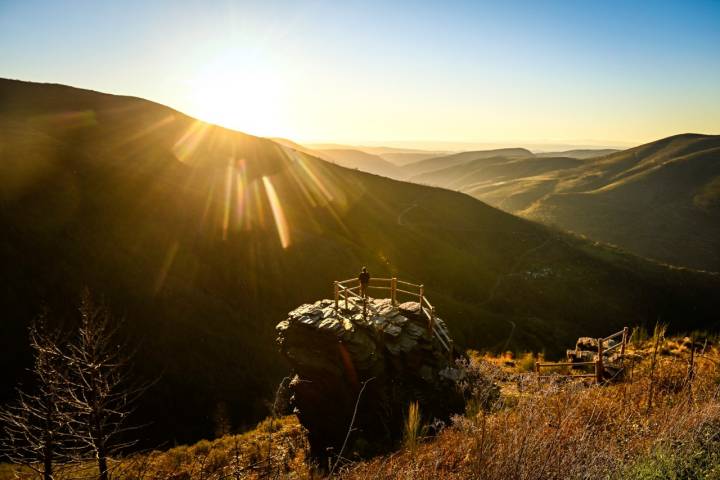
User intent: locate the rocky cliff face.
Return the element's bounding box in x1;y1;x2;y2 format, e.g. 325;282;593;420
276;296;464;459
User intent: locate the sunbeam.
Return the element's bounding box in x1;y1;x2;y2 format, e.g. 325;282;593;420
172;121;211;164
262;176;291;249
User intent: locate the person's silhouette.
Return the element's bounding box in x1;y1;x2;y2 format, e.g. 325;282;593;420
358;267;370;299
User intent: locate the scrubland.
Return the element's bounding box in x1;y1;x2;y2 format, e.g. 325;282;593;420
5;331;717;479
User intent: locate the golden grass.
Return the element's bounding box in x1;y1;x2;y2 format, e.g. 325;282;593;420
338;341;720;479
403;401;423;454
3;338;717;480
0;416;312;480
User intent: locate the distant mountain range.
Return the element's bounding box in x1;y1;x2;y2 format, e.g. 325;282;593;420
296;136;719;272
402;135;720;271
271;138;444;176
270;138;404;178
2;78;718;447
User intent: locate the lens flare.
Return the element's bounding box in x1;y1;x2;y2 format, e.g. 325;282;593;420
262;176;291;249
222;158;234;240
221;157;248;239
172;121;211;163
235;159;247;231
277;146;352;235
154;240;179;295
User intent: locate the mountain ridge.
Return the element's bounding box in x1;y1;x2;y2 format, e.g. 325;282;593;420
406;132;720;271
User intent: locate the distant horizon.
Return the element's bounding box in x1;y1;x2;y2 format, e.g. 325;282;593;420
2;1;719;147
3;75;716;154
300;139;637;153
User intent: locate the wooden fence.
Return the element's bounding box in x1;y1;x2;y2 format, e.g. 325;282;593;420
333;277;453;354
535;327;629;384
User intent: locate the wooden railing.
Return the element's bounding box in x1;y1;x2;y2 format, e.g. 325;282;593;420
535;327;629;384
333;277;452;354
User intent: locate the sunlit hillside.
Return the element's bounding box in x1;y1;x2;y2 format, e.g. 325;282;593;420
1;79;719;448
408;135;720;271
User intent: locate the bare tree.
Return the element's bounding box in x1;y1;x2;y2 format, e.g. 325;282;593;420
0;318;72;480
59;291;146;480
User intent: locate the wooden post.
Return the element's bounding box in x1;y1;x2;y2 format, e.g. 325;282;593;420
594;360;600;383
596;337;604;384
535;361;540;374
429;306;436;335
334;281;339;310
344;287;348;310
419;285;424;309
620;327;628;358
391;277;397;306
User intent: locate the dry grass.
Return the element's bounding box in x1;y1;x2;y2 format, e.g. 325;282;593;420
403;402;423;454
3;338;718;480
338;340;720;480
0;416;313;480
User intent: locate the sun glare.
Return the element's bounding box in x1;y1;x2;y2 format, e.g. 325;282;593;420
188;56;287;136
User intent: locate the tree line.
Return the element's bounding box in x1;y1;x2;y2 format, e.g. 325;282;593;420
0;291;148;480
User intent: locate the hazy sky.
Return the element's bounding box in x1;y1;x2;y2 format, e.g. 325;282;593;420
2;0;719;148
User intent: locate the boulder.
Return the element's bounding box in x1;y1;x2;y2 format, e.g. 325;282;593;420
276;297;464;460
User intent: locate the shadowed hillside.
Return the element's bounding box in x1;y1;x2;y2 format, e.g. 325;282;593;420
1;79;719;447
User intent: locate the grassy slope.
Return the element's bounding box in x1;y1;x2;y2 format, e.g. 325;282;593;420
9;336;717;480
406;134;720;271
523;134;720;271
410;156;583;191
342;337;720;479
1;79;719;447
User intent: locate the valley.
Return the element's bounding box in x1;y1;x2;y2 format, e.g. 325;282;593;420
2;79;719;446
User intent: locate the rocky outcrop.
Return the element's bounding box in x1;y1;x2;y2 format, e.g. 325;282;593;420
276;297;464;459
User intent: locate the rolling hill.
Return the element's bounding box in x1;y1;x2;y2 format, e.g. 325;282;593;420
270;139;404;178
375;151;442;166
409;134;720;271
2;78;719;447
400;148;535;178
310;148;402;178
535;149;620;159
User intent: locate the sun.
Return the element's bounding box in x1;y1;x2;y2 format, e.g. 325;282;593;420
187;58;288;137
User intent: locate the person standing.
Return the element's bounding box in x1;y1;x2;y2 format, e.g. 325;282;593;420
358;267;370;299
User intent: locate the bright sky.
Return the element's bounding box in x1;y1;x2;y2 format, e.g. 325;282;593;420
1;0;719;149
